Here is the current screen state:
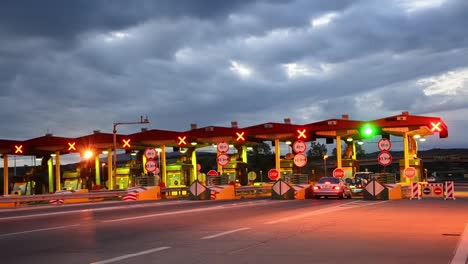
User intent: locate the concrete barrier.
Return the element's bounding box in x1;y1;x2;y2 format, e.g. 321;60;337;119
122;186;162;201
292;184;312;200
209;185;235;200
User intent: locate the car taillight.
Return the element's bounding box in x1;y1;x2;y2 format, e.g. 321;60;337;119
333;186;341;190
313;186;320;190
357;184;362;188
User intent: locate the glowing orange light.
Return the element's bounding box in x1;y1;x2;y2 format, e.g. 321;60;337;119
297;129;307;139
14;145;23;154
178;136;187;146
430;122;441;132
83;150;93;160
68;142;76;151
236;132;245;141
122;139;131;148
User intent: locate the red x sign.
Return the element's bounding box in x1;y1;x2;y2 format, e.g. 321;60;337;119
178;136;187;146
68;142;76;151
430;122;441;132
297;129;307;139
15;145;23;154
236;132;245;141
122;139;131;148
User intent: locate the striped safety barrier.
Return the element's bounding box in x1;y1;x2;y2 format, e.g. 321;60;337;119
444;181;455;200
49;190;74;204
409;181;420;200
122;187;148;201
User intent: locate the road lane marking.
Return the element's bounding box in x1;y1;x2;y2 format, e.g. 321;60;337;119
201;227;250;240
264;200;390;224
90;246;171;264
450;223;468;264
0;224;80;237
102;206;226;223
102;200;283;223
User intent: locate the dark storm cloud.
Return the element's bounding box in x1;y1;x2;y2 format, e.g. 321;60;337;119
1;0;468;151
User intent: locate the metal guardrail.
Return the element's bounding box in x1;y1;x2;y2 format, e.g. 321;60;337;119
0;190;129;204
0;185;274;204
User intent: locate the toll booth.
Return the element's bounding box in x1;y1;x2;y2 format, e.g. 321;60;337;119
280;159;294;178
399;158;423;182
166;163;193;187
341;159;359;179
116;167;131;189
222;160;248;185
62;171;82;191
10;176;32;195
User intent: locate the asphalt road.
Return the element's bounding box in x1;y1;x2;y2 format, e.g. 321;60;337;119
0;189;467;264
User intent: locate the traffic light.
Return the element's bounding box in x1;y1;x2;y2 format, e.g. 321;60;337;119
359;123;380;138
235;131;246;142
296;129;307;140
430;121;448;138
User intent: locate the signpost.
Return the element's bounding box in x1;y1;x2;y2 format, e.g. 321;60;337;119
293;153;307;167
207;170;218;177
333;167;345;178
377;138;392;151
217;141;230;153
377;151;392;166
145;159;157;173
404;167;417;179
216;154;230;166
292;140;307;153
268;169;280;181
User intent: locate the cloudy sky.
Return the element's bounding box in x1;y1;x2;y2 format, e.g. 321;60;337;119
1;0;468;151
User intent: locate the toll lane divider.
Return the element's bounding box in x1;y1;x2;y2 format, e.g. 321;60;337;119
122;186;162;201
271;180;319;200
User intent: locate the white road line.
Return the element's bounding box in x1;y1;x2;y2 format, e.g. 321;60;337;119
102;200;281;223
264;200;390;225
103;206;226;223
201;227;250;240
90;246;171;264
450;223;468;264
0;224;80;237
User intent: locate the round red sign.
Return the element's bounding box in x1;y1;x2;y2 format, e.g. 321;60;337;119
377;151;392;166
217;141;230;153
404;167;417;178
434;187;443;195
333;168;345;178
145;159;157;173
292;140;307;153
207;170;218;176
268;169;280;181
216;154;230;166
293;153;307;167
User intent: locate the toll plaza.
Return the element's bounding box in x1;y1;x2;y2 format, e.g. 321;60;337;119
0;112;448;201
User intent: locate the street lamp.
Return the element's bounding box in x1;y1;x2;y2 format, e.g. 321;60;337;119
113;116;149;189
323;154;328;176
